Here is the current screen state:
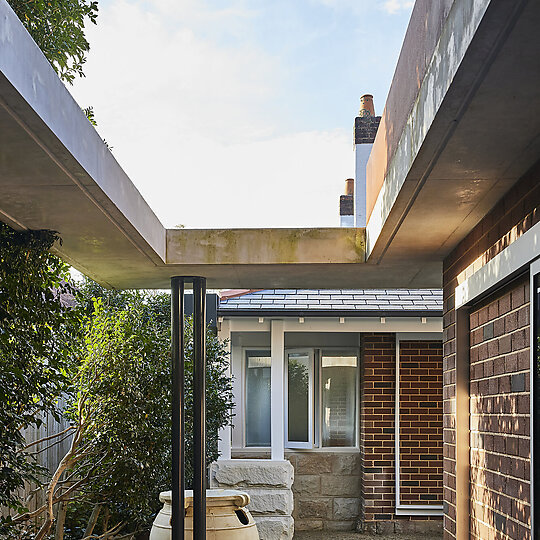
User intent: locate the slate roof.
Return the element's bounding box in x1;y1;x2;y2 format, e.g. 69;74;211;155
218;289;443;315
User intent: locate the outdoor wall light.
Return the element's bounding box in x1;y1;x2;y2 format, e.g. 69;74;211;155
380;317;386;324
299;317;305;323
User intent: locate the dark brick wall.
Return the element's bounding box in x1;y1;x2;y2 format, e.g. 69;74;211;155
360;334;443;533
469;278;531;540
442;162;539;539
340;194;353;216
354;116;381;145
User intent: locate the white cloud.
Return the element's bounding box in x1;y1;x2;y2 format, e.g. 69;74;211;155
71;0;354;228
381;0;414;15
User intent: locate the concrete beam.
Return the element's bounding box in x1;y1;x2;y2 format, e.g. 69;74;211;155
366;0;540;264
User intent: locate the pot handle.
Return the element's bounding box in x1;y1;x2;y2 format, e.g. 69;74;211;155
232;493;250;508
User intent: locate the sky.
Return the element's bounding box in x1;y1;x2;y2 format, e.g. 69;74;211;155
70;0;414;229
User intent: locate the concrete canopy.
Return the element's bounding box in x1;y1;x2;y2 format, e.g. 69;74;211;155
0;0;428;290
1;0;538;289
366;0;540;269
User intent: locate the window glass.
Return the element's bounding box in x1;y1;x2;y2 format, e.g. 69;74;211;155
245;351;271;447
287;352;310;443
321;351;357;447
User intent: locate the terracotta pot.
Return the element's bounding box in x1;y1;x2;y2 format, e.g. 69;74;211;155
150;489;259;540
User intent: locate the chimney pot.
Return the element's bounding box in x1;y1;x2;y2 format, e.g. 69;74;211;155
359;94;375;117
345;178;354;196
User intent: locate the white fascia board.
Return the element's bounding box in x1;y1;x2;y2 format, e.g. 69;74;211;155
226;316;442;334
455;220;540;308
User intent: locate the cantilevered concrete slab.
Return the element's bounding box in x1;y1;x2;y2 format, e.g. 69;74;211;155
0;0;441;289
3;0;537;289
365;0;540;265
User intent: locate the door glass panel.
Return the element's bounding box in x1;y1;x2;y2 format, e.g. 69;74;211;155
321;351;357;447
245;351;271;447
287;352;310;443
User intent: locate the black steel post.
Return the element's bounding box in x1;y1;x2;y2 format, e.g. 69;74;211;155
171;277;185;540
192;277;207;540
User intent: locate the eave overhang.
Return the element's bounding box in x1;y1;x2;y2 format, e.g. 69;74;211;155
366;0;540;267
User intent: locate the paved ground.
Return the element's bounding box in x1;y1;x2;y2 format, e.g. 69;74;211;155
294;533;442;540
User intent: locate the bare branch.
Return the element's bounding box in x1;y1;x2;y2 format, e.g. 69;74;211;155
23;425;75;449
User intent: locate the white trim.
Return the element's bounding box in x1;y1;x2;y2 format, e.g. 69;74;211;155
395;333;444;516
217;319;232;460
270;320;285;460
395;505;444;516
530;258;540;537
455;220;540;308
231;338;243;449
228;317;442;334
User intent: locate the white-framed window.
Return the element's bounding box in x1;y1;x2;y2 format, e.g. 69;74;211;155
286;349;315;448
243;347;359;450
244;350;272;447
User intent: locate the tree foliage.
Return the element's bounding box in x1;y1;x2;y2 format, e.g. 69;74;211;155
7;0;98;84
0;222;81;534
60;286;234;538
1;224;234;538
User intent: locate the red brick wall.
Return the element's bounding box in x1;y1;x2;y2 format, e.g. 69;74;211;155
360;334;443;533
442;162;538;539
361;333;395;527
399;341;443;506
469;279;531;540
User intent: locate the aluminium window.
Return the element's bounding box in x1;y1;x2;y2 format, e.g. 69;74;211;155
244;347;359;449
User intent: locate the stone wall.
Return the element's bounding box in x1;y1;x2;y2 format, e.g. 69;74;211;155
287;452;362;532
210;459;294;540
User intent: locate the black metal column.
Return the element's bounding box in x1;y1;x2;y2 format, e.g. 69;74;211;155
192;277;207;540
171;277;185;540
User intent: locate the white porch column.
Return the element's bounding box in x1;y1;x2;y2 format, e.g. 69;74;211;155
270;320;285;461
217;319;232;460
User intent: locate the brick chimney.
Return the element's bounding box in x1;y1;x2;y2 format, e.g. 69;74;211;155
340;179;354;227
353;94;381;227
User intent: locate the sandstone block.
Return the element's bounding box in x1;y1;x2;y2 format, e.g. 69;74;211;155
331;453;362;475
292;475;320;496
297;498;331;519
254;516;294;540
295;454;333;475
320;476;360;497
210;460;294;489
333;497;360;520
294;519;323;531
324;520;355;531
246;488;293;516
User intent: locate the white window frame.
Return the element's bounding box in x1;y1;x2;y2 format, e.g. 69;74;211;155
319;348;360;449
243;347;272;449
284;346;360;450
285;348;315;449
